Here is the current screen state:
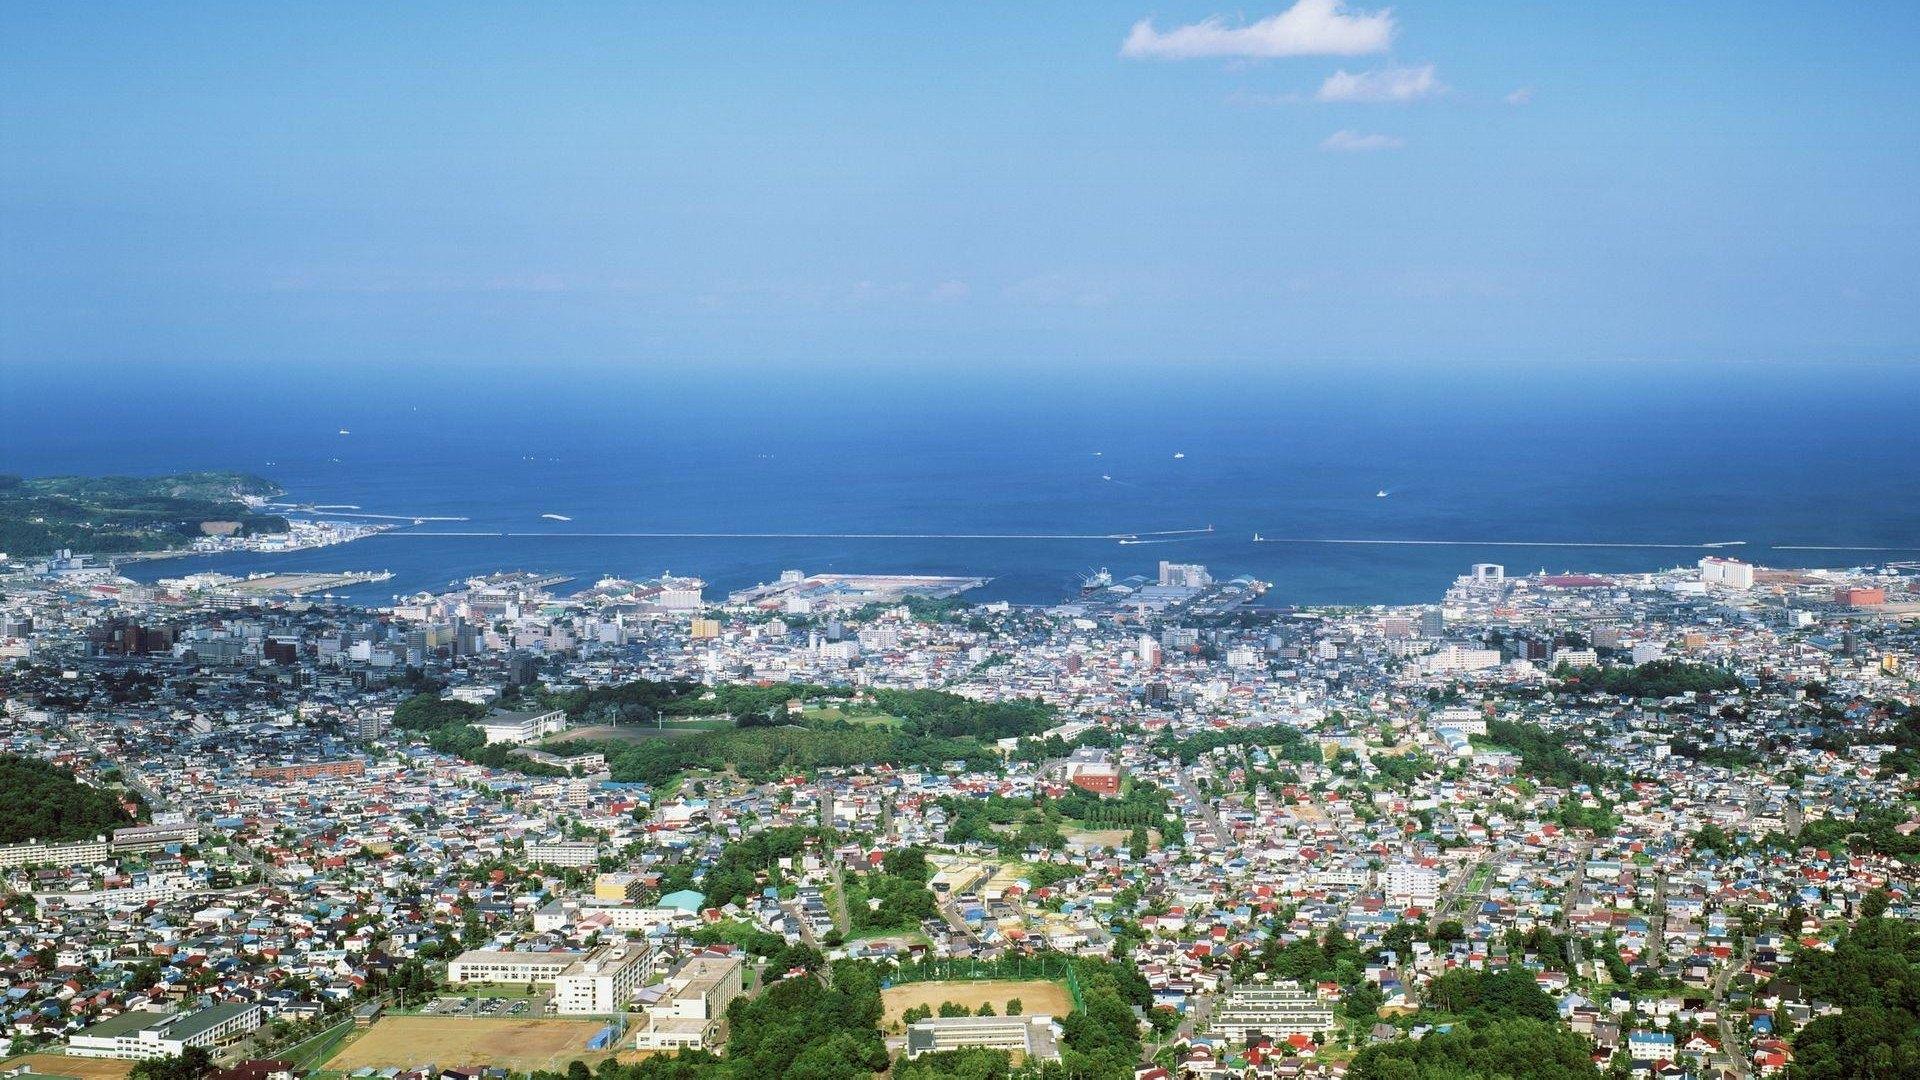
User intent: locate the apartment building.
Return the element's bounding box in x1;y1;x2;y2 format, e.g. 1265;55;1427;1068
905;1014;1064;1061
1208;983;1337;1040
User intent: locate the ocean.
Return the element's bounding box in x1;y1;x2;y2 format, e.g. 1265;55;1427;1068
6;359;1918;606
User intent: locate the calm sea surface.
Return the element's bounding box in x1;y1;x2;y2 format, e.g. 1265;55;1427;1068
6;361;1918;606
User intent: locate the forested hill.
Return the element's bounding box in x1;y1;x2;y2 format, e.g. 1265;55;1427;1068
0;471;287;557
0;754;143;844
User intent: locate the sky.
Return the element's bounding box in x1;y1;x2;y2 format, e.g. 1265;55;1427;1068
3;1;1917;374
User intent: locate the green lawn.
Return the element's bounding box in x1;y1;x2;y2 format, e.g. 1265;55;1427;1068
800;705;902;728
280;1019;359;1072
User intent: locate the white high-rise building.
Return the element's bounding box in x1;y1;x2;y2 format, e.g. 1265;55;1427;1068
1384;862;1441;907
1157;561;1211;588
1699;557;1754;590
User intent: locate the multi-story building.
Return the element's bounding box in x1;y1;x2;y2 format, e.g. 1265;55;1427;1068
552;942;654;1015
632;953;743;1052
1699;557;1755;590
1421;645;1501;675
1208;984;1337;1041
110;821;203;853
477;707;567;745
905;1014;1063;1061
0;837;110;870
1384;862;1441;908
448;943;654;1015
446;950;580;986
249;759;365;781
68;1003;266;1059
527;841;600;868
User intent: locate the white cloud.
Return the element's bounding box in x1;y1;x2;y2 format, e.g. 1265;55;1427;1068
1316;63;1443;103
1320;129;1403;151
1122;0;1394;60
1505;85;1536;106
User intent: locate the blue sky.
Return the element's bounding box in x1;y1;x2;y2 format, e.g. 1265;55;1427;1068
2;1;1916;371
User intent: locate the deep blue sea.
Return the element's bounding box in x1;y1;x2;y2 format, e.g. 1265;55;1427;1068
6;360;1918;606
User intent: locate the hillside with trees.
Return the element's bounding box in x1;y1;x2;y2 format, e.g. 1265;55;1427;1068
0;471;287;557
1776;891;1920;1079
0;754;142;843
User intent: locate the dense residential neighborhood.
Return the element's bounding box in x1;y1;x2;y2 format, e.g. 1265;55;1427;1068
3;552;1918;1080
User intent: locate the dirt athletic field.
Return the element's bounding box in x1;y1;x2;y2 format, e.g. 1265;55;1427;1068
0;1056;137;1080
879;979;1072;1029
323;1016;614;1073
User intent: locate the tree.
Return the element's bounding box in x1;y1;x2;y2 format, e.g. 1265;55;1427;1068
1349;1017;1601;1080
130;1048;212;1080
1005;997;1022;1015
0;754;142;843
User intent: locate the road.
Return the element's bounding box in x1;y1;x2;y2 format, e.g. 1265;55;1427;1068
1430;851;1493;932
935;891;984;949
1556;843;1589;932
828;864;852;936
1712;939;1755;1080
782;897;823;949
1175;767;1228;843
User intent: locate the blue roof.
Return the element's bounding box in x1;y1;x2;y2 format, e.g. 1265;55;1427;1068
660;889;705;912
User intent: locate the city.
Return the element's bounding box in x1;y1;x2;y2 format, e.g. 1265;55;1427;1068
6;3;1918;1080
3;550;1917;1080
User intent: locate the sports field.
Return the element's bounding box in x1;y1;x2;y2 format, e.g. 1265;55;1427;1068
323;1016;617;1072
0;1056;137;1080
879;979;1071;1029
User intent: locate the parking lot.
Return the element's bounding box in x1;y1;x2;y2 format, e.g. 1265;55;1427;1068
417;994;546;1017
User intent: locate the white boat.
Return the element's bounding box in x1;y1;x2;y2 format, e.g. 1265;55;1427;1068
338;428;350;435
541;513;573;522
1101;474;1112;481
1253;533;1263;541
1173;452;1186;459
1376;489;1390;498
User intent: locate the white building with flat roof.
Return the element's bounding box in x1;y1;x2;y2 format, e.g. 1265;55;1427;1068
68;1002;265;1060
1208;983;1337;1041
447;949;580;986
1699;557;1754;590
1384;862;1442;908
449;942;655;1015
553;942;654;1015
905;1015;1063;1061
0;837;110;870
526;841;601;868
477;707;567;745
632;953;743;1051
